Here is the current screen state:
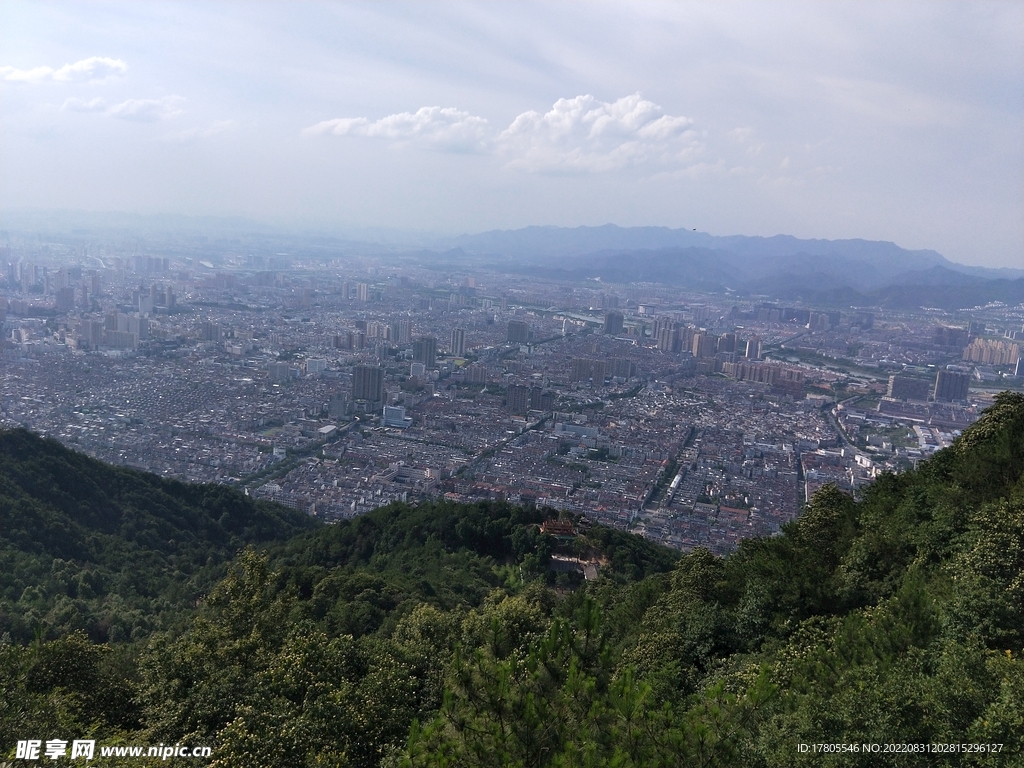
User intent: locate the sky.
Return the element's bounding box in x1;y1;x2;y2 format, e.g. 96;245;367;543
0;1;1022;268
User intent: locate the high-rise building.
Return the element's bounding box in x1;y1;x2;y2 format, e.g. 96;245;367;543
604;311;624;335
55;287;75;313
267;362;292;383
507;384;530;415
328;393;349;419
571;358;591;382
507;320;529;344
656;325;676;353
612;358;636;379
934;326;969;348
366;321;389;340
852;312;874;330
129;315;149;341
887;375;931;402
744;336;761;360
335;332;366;349
651;316;672;339
201;321;221;342
78;320;104;349
677;326;695;354
356;283;369;302
717;333;737;354
413;336;437;369
529;386;554;411
808;312;832;331
962;338;1020;366
934;370;970;402
692;332;716;359
450;327;466;357
353;365;384;404
390;319;412;345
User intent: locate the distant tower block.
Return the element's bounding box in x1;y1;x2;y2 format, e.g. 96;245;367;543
744;336;761;360
933;369;970;402
391;318;412;344
450;327;466;357
507;320;529;344
353;364;384;404
692;332;716;359
506;384;530;415
413;336;437;369
887;375;931;402
604;311;624;335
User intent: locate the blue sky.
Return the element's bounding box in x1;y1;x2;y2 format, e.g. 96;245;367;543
0;1;1021;267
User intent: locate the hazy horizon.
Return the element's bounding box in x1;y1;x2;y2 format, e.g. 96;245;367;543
1;1;1022;268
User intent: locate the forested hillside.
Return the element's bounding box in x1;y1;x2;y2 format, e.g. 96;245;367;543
2;393;1023;766
0;428;317;642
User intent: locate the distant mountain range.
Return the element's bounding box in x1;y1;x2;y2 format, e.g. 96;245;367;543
446;225;1024;309
4;212;1021;309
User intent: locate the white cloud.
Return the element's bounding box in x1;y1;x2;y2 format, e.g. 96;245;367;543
0;56;127;84
497;93;697;172
162;119;238;142
61;97;108;112
727;126;764;156
304;94;699;172
108;96;185;122
304;106;490;152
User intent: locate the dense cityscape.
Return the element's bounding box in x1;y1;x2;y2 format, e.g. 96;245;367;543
2;233;1022;554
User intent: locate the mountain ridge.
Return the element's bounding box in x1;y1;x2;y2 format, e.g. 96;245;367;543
454;224;1022;281
442;226;1024;308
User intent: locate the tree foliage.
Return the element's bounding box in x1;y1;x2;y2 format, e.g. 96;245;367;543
4;393;1024;766
0;428;315;642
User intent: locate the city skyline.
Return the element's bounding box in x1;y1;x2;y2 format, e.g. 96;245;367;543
1;1;1022;268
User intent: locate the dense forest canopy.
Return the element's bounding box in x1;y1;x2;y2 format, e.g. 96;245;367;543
0;428;317;643
2;391;1023;766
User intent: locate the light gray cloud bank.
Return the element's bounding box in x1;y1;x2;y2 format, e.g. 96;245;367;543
107;96;185;122
305;94;699;172
61;96;108;113
304;106;490;152
0;56;127;84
